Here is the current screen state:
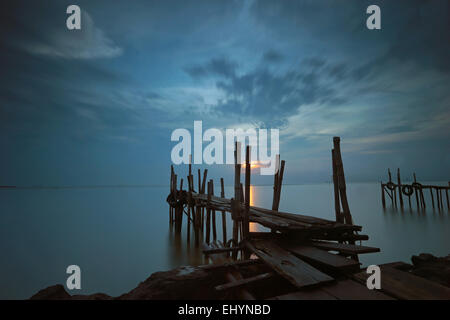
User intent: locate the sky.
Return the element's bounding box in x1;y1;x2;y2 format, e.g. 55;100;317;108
0;0;449;186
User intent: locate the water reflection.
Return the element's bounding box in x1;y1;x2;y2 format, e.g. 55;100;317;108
1;182;449;299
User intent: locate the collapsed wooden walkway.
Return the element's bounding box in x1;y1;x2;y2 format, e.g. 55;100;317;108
166;137;449;300
381;168;450;211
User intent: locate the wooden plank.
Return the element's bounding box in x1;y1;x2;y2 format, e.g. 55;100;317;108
245;239;334;288
204;243;255;300
203;247;241;255
199;259;262;271
321;279;394;300
353;266;450;300
311;241;380;255
215;272;274;291
271;279;394;300
271;289;337;300
281;243;361;273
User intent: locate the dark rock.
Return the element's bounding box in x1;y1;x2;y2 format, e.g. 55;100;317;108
411;253;450;288
30;285;71;300
30;265;226;300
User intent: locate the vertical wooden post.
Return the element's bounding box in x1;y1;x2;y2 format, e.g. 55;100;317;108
332;137;357;261
231;198;240;260
430;188;435;209
188;155;192;178
381;183;386;209
206;180;212;244
233;142;241;253
170;166;174;224
188;175;195;226
243;146;251;241
333;137;353;226
397;168;404;209
436;187;441;211
201;169;208;231
420;186;426;210
272;155;280;211
446;183;449;210
198;169;201;193
274;160;285;211
413;173;420;210
221;178;227;245
211;180;217;241
332;149;343;220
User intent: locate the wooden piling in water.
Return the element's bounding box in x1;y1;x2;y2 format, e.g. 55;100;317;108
232;142;241;255
206;180;212;244
221;178;227;245
211;180;217;241
380;183;386;210
272;155;280;211
244;146;251;241
430;188;435;209
397;168;403;210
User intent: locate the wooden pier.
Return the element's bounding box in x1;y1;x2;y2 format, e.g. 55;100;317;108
167;137;450;300
381;169;450;211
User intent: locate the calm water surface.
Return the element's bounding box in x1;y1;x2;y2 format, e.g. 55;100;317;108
1;182;449;299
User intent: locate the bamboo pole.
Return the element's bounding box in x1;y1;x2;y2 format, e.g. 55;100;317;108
332;149;343;220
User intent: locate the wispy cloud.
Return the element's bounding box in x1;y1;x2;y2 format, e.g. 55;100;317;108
25;11;122;59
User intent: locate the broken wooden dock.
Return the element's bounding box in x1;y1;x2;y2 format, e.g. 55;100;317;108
381;168;449;211
166;137;450;300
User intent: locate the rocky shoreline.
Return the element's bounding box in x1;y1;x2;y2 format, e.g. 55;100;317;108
30;253;450;300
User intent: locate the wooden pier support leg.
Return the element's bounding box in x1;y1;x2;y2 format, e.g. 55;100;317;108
436;188;441;211
413;173;420;211
333;150;343;220
420;187;426;210
233;142;241;255
220;178;227;245
397;168;403;209
430;188;435;209
231;198;240;260
201;169;208;232
244;146;251;236
333;137;358;261
446;187;449;210
272;154;280;211
169;167;174;224
195;200;200;247
381;183;386;209
274;160;285;211
211;180;217;241
206;181;212;244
